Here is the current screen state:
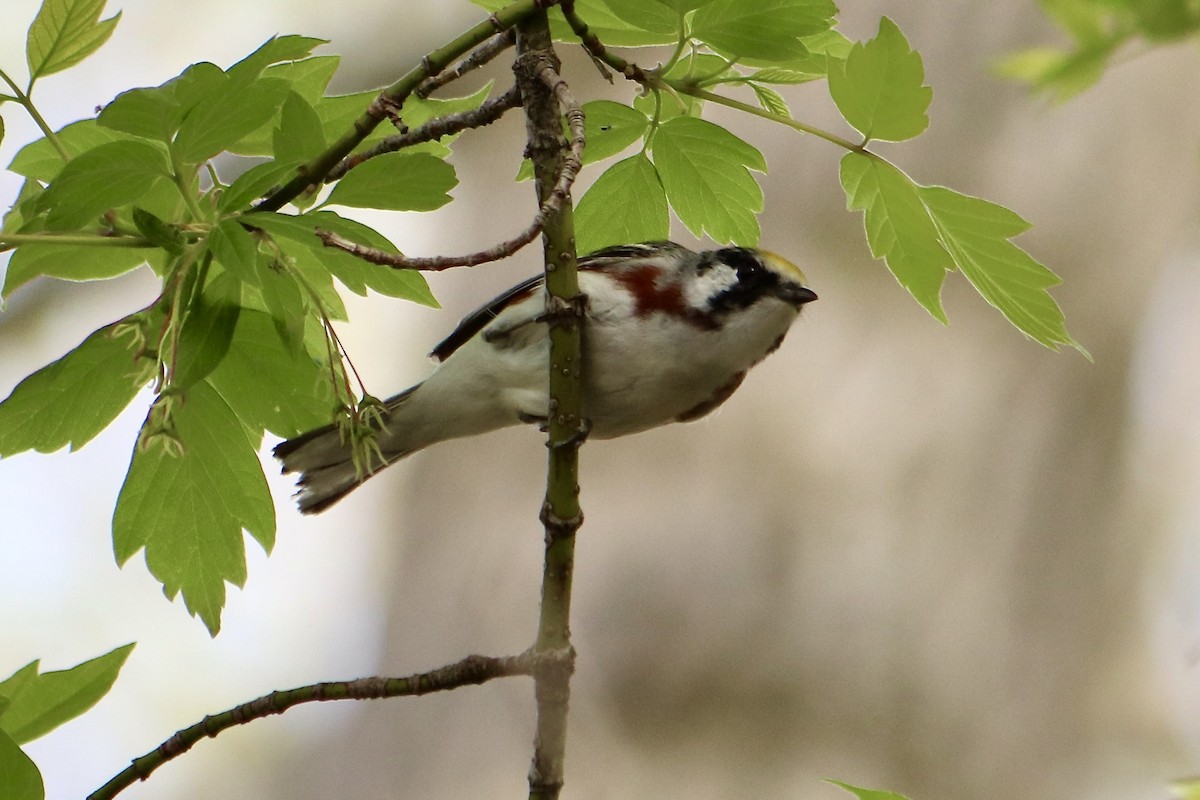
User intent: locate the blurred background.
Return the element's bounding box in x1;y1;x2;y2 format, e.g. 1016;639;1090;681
2;2;1199;799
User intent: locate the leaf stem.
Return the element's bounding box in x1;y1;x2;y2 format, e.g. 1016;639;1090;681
0;232;156;249
0;66;69;161
679;85;864;151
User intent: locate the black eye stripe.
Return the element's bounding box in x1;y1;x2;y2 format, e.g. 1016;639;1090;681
717;247;765;276
704;248;782;314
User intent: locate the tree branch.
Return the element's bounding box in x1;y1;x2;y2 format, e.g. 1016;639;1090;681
316;63;584;272
254;0;558;212
326;84;523;182
514;13;585;800
558;0;863;151
86;651;551;800
416;28;516;98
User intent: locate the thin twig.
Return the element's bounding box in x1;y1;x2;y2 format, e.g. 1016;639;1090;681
416;28;517;98
318;61;585;272
87;651;557;800
327;85;523;182
559;0;865;152
559;0;651;83
255;0;558;212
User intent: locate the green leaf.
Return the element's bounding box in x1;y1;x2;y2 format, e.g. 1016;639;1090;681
918;185;1083;352
0;731;42;800
207;310;336;438
828;16;931;142
470;0;679;45
226;35;326;85
652;116;765;245
132;207;184;254
517;100;649;180
272;91;326;166
25;0;121;82
98;84;180;142
580;101;650;163
174;75;291;164
252;211;438;305
0;317;152;455
173;272;242;389
751;83;791;117
747;66;823;84
217;161;297;212
313;89;378;149
36;140;169;230
575;154;669;254
208;220;261;285
98;62;225;143
0;644;134;744
402;82;493;128
601;0;679;34
691;0;836;62
839;152;952;322
326;152;457;212
228;57;344;157
247;216;348;320
653;0;715;12
2;243;152;297
827;780;912;800
265;55;340;102
252;255;308;347
0;665;38;707
113;381;275;635
2;180;43;235
9;119;128;182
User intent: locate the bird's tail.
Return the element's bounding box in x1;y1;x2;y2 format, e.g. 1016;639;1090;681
273;386;419;514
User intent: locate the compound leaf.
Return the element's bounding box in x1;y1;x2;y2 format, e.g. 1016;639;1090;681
113;381;274;636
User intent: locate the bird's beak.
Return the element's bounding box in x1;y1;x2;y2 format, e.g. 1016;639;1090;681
776;284;818;307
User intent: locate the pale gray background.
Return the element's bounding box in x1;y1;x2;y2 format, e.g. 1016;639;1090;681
2;2;1199;799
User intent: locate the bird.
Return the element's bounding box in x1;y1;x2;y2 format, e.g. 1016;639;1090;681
274;241;817;513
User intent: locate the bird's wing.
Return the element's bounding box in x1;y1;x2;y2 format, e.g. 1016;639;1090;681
429;273;546;362
428;243;683;362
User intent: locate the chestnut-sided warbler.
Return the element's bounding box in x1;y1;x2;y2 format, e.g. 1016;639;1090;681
275;241;817;512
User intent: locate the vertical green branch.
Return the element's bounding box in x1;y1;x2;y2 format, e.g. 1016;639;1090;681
514;11;584;800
